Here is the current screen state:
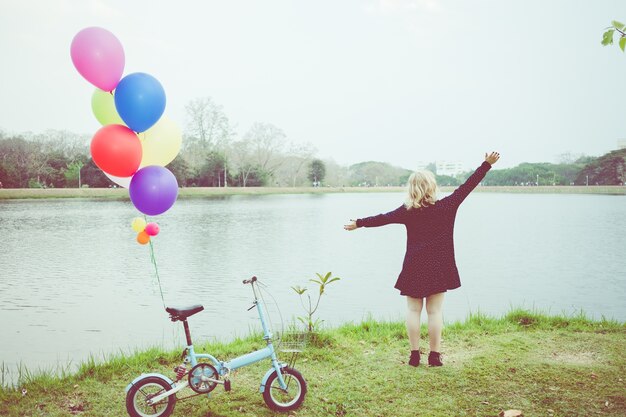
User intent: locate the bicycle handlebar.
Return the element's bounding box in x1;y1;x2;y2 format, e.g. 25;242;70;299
242;276;257;285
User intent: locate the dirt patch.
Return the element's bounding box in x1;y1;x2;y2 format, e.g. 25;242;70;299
62;392;86;415
545;351;599;366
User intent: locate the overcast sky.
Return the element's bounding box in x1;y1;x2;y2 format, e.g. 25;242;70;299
1;0;625;170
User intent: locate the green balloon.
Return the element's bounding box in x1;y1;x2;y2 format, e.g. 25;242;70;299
91;88;125;126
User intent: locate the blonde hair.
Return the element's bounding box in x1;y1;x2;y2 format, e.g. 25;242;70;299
404;170;438;209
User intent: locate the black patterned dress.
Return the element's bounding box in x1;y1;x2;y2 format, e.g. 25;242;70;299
356;161;492;298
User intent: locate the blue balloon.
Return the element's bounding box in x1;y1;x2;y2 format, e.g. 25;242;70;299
114;72;166;133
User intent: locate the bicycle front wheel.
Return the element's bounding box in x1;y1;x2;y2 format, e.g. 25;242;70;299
125;376;176;417
262;367;307;412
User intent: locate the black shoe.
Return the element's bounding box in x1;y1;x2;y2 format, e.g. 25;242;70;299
428;351;443;367
409;350;420;367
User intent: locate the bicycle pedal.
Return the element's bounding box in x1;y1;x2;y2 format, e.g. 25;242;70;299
224;379;231;392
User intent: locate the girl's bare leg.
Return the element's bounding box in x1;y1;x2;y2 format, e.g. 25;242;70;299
406;296;423;350
425;292;445;352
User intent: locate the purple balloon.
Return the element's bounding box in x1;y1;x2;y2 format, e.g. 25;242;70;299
129;166;178;216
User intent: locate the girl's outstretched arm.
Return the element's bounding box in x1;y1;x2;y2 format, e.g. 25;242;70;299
344;205;407;230
442;152;500;207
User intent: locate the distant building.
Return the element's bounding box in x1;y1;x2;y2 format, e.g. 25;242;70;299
618;139;626;150
435;161;464;177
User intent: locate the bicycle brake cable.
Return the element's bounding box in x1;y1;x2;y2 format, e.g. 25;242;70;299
257;280;284;349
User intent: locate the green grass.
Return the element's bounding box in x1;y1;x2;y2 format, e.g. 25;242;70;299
1;310;624;416
1;185;625;200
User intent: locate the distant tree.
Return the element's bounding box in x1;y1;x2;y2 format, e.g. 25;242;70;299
0;130;90;188
575;155;598;165
235;165;269;187
575;148;626;185
167;157;193;187
227;122;287;187
184;97;233;182
197;151;228;187
81;159;113;188
185;97;232;149
277;142;316;187
0;136;31;187
64;160;84;188
0;163;7;187
244;122;287;180
323;158;350;187
348;161;410;186
308;159;326;186
44;151;71;188
228;139;256;187
435;174;460;186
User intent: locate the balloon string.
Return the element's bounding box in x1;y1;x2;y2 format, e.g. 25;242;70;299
145;216;166;309
148;239;166;309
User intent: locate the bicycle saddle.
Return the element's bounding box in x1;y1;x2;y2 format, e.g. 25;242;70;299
166;305;204;321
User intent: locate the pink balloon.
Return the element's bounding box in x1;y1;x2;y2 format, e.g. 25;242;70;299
70;27;125;92
145;223;160;236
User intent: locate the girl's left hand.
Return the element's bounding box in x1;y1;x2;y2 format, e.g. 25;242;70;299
344;220;357;231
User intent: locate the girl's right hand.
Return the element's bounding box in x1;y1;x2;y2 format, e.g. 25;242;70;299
344;220;357;231
485;152;500;165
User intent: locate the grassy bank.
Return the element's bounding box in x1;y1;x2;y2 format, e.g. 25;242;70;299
1;185;625;200
1;310;624;416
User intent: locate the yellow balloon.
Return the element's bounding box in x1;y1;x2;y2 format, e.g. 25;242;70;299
131;217;147;232
91;88;125;126
139;115;182;167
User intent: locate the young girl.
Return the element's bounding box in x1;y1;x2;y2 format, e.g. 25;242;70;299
344;152;500;367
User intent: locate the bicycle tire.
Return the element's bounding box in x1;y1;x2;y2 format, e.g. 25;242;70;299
125;376;176;417
262;367;307;412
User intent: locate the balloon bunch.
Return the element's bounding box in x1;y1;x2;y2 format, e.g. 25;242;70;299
70;27;181;219
131;217;160;245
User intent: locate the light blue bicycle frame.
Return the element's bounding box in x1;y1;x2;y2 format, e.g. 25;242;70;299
128;280;290;406
186;281;288;392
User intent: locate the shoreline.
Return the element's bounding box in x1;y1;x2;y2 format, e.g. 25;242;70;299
1;185;625;200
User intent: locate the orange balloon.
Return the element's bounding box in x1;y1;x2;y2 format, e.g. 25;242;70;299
136;231;150;245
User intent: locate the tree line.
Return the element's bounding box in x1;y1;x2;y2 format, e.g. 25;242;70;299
1;97;625;188
0;97;332;189
479;150;625;186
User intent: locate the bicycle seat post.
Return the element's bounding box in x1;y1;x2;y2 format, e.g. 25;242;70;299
182;318;193;347
165;305;204;347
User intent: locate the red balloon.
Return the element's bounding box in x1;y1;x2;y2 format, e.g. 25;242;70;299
90;124;142;177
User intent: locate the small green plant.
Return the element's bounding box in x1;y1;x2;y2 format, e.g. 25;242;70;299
291;272;340;333
601;20;626;51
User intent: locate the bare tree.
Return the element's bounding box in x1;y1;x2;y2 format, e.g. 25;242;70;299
243;122;287;180
276;142;317;187
323;158;350;187
228;139;256;187
184;97;234;183
185;97;232;148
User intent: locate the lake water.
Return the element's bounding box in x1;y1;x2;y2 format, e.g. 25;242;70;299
1;192;625;381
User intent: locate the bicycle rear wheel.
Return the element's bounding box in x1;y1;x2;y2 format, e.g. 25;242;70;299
125;376;176;417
